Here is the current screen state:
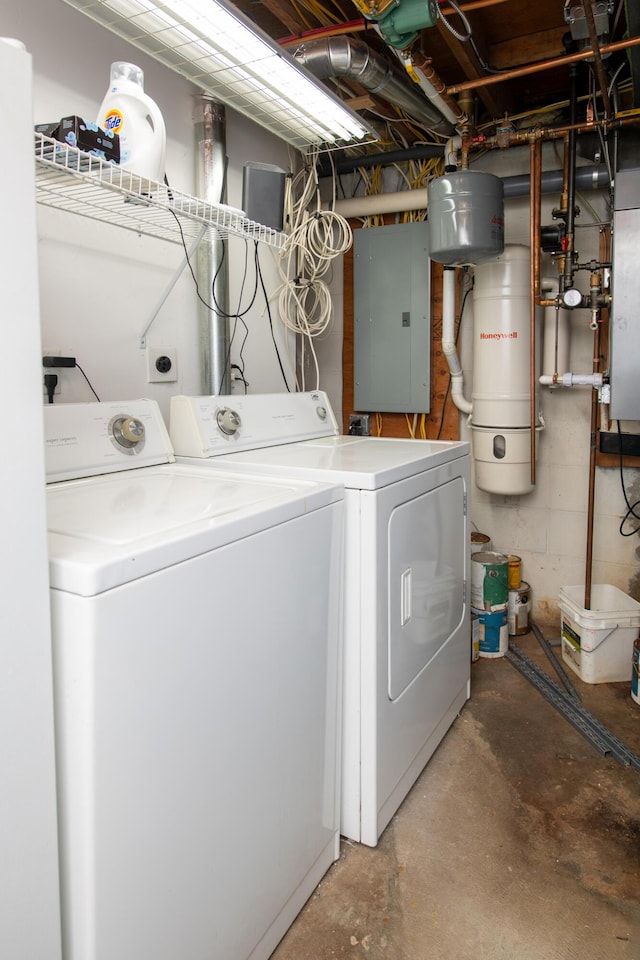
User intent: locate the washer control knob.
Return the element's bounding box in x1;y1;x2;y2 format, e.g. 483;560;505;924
112;416;145;448
217;407;241;436
316;405;327;421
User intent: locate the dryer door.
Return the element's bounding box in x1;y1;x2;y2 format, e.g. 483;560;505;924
388;476;466;700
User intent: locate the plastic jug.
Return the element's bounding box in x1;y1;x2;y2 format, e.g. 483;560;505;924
97;62;166;183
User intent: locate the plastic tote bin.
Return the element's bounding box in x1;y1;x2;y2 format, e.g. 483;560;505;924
559;584;640;683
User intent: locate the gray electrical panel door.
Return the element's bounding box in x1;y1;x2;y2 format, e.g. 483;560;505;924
610;170;640;421
353;221;431;413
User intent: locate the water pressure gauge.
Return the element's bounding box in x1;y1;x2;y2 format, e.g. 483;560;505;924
562;288;583;309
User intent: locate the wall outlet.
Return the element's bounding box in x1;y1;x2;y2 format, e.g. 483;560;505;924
42;347;61;396
348;413;371;436
147;346;178;383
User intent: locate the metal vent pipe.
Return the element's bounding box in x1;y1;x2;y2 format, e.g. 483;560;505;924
292;36;454;137
196;97;230;395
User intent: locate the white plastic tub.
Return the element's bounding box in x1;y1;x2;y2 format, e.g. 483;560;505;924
559;584;640;683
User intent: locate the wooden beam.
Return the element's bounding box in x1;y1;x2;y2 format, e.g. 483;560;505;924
258;0;308;36
434;20;515;118
490;26;566;70
345;94;378;111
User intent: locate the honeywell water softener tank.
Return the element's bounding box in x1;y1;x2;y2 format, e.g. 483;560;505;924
428;171;504;265
470;244;543;495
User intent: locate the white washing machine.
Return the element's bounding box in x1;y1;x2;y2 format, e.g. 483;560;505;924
170;391;471;847
44;399;344;960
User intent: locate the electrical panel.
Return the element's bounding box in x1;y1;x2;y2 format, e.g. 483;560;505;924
353;221;431;413
610;169;640;421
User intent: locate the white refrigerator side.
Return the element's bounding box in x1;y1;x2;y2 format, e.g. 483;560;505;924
0;38;62;960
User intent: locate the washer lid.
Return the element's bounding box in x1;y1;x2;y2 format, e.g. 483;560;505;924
47;463;342;596
199;435;469;490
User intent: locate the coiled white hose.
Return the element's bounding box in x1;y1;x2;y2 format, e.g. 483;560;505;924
278;152;353;390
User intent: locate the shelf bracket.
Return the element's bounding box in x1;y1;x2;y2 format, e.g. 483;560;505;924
139;224;208;348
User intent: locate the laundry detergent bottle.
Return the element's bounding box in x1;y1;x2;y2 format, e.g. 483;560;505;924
97;62;166;182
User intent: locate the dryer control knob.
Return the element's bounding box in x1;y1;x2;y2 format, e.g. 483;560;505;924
112;416;145;448
316;406;327;420
217;407;241;436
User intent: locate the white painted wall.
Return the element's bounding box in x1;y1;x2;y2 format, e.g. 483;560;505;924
4;0;295;425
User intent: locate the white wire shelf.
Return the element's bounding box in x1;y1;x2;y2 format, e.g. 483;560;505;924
34;133;287;249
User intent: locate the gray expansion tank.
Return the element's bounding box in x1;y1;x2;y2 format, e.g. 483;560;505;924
428;170;505;265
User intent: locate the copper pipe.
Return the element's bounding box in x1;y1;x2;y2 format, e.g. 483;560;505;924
483;113;640;155
582;0;613;119
410;52;468;124
529;136;542;486
447;35;640;94
279;19;366;45
584;227;611;609
561;131;570;216
564;65;579;292
442;0;511;11
279;0;510;42
585;320;601;611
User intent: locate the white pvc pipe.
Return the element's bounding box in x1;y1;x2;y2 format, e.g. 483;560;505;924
442;267;473;414
540;275;571;380
334;189;429;218
445;135;462;169
332;165;606;220
539;373;603;387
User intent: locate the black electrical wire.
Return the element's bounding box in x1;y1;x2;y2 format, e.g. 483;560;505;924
231;363;249;393
436;276;472;441
166;208;259;319
165;205;262;394
76;362;101;401
44;373;57;404
215;242;252;395
255;242;291;392
616;420;640;536
166;179;288;393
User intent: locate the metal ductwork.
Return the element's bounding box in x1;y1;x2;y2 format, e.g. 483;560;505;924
292;36;454;138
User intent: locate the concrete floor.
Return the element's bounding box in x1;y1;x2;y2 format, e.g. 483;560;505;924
271;628;640;960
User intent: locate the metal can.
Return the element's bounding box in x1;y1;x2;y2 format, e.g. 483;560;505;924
471;551;509;611
632;638;640;705
470;532;492;554
471;613;480;662
508;582;531;636
507;555;522;590
472;605;508;659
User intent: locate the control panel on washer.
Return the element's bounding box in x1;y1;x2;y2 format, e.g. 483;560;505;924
44;399;174;483
170;391;339;457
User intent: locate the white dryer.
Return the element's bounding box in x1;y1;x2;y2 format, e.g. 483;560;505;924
170;391;471;847
44;399;344;960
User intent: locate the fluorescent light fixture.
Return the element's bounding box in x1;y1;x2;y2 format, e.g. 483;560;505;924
60;0;378;151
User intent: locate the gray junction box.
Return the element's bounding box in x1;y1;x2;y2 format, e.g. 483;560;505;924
610;169;640;421
241;162;286;231
353;220;431;414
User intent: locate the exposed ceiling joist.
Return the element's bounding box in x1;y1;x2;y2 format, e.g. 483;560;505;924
433;20;515;118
